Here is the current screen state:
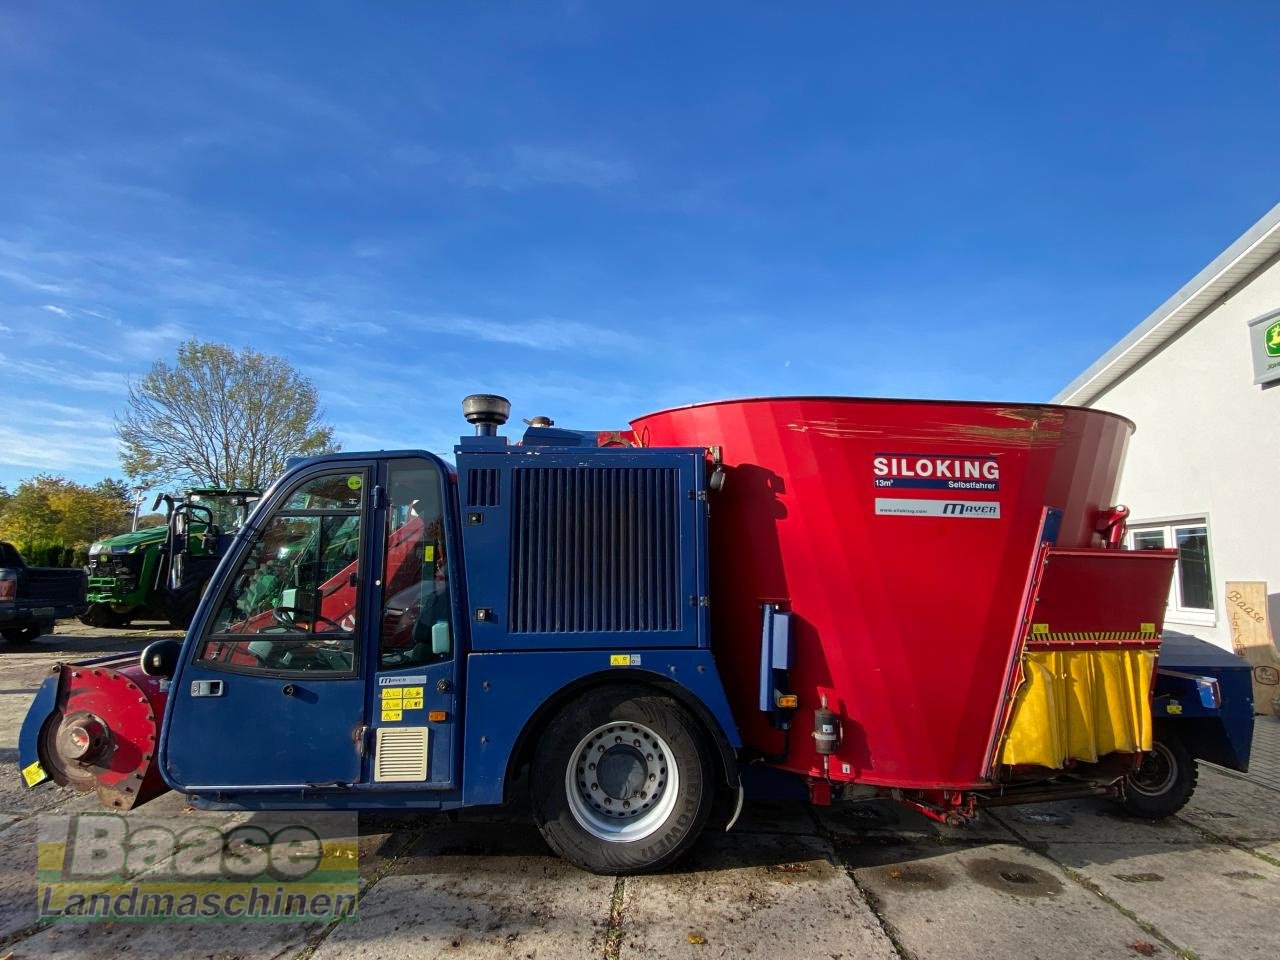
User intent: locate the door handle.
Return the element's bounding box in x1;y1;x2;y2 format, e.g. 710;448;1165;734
191;680;224;697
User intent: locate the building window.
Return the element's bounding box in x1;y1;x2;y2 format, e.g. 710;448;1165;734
1127;519;1215;625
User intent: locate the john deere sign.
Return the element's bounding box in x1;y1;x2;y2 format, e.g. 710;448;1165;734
1248;312;1280;385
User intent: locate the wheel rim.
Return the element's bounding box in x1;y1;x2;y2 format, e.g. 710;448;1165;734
1128;742;1176;797
565;720;680;843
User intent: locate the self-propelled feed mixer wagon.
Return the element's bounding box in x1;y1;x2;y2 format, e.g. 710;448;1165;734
21;394;1204;873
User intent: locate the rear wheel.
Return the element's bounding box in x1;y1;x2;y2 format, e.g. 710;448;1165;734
164;579;207;629
1121;735;1197;819
531;686;716;874
1;625;41;644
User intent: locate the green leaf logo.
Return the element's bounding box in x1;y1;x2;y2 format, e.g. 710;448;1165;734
1267;320;1280;358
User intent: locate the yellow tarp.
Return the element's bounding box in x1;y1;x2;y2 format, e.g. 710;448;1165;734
998;649;1156;769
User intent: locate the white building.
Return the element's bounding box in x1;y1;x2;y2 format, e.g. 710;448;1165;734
1055;202;1280;651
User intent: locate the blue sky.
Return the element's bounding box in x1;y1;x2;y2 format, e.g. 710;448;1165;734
2;2;1278;491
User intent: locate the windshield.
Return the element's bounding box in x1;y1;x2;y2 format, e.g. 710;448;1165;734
187;493;256;533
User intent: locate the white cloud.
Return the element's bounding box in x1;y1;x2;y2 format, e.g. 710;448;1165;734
41;304;69;317
399;314;640;352
462;145;634;191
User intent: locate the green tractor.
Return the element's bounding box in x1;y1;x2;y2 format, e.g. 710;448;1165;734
80;488;259;630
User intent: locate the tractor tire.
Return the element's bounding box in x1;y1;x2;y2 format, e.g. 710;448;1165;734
165;580;206;630
531;685;716;875
1121;734;1197;819
1;625;41;645
78;604;135;629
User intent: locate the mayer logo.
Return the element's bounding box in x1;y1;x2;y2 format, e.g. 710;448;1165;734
873;453;1000;491
942;501;999;517
1267;320;1280;358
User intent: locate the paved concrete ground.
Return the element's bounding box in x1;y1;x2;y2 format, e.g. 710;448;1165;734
1;622;1278;960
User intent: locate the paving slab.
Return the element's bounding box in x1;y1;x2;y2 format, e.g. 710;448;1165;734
1181;765;1280;849
1046;840;1280;960
311;819;612;960
994;797;1203;845
852;841;1155;960
621;831;896;960
0;794;104;942
11;914;319;959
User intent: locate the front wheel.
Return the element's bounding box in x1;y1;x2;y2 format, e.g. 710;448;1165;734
78;604;135;629
1121;735;1197;819
531;686;716;874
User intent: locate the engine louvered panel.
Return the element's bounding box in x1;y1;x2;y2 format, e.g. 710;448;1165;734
509;466;682;634
467;468;501;507
374;727;429;782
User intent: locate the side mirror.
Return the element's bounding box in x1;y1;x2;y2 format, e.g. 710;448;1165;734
431;621;451;658
140;639;182;678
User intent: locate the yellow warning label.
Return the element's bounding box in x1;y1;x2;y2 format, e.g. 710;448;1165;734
403;697;423;710
1031;623;1049;635
22;760;47;788
610;654;631;666
402;687;423;698
381;688;403;701
1140;622;1155;634
424;544;435;562
381;709;403;722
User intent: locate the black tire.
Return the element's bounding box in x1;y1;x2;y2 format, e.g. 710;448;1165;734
1;625;40;644
78;604;135;629
531;685;716;874
1121;735;1197;819
164;580;205;630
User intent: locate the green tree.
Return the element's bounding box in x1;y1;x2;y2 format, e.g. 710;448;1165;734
0;475;132;547
117;339;339;489
0;478;62;547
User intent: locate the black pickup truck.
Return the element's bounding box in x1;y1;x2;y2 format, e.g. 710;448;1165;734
0;542;87;644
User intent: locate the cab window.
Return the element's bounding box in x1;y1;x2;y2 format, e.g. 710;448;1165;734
198;471;365;675
379;460;454;670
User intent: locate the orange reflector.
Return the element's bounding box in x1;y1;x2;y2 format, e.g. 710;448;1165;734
776;694;799;709
428;711;447;722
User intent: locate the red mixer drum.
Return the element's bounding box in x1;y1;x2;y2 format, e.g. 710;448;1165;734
631;396;1138;790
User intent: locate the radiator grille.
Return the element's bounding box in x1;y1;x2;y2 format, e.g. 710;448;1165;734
374;727;429;782
466;468;501;507
509;466;682;634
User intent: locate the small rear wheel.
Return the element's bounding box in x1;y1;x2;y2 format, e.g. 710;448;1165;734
1121;735;1197;819
531;686;716;874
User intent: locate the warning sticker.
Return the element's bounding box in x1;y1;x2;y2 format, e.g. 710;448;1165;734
381;709;403;722
22;760;48;788
610;654;642;667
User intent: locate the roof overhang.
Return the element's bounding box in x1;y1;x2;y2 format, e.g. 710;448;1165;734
1054;201;1280;406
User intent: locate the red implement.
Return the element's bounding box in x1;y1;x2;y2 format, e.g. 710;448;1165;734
39;657;169;810
631;396;1172;791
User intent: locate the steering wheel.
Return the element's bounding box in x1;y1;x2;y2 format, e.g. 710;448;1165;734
271;606;346;632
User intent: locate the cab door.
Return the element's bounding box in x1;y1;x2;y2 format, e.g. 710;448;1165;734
366;455;462;789
161;464;375;792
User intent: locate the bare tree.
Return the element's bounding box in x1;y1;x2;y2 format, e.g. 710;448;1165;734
117;339;339;489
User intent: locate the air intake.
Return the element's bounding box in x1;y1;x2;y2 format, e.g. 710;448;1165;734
466;468;501;507
374;727;429;782
508;466;682;633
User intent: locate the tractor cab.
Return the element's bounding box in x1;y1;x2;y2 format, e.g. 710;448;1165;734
81;487;260;629
162;455;462;793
